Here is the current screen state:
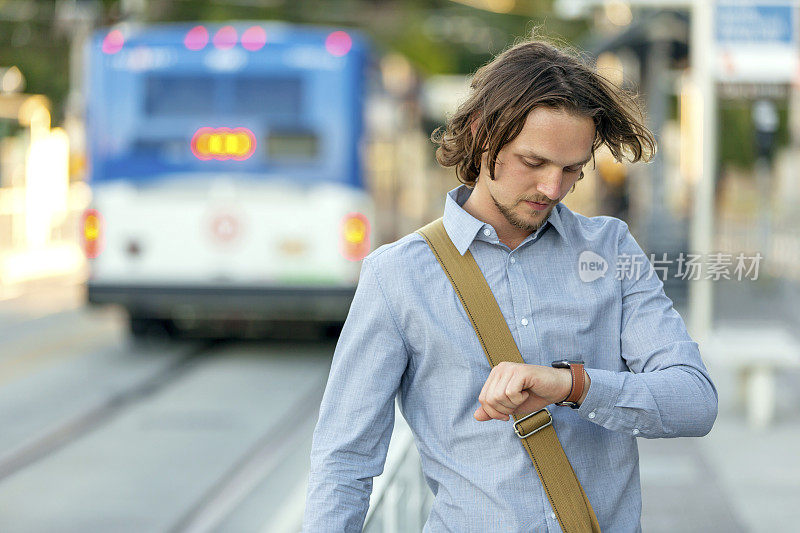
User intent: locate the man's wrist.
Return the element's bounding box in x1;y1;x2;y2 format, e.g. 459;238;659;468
550;361;587;408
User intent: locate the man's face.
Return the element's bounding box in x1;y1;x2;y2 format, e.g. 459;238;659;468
477;107;596;234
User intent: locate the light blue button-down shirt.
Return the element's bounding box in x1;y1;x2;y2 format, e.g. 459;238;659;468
303;184;718;532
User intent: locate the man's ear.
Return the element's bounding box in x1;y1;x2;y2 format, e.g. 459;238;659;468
470;115;479;140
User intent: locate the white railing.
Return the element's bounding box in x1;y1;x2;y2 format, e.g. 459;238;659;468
363;402;433;533
716;210;800;282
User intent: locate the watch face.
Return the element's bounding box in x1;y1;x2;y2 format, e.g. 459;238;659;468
551;359;584;368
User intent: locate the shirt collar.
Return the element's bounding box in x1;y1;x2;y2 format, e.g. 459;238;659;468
442;184;567;255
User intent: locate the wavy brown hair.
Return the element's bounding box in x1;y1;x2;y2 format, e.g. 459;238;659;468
432;34;656;189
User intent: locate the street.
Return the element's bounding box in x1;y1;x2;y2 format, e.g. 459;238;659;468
0;276;798;532
0;277;328;532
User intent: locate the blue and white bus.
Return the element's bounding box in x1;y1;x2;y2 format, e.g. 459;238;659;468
83;22;378;337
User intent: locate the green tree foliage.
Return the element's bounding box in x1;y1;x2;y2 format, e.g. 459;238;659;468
718;96;789;171
2;0;569;126
0;3;70;124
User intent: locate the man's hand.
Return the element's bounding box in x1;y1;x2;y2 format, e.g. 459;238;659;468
474;362;572;421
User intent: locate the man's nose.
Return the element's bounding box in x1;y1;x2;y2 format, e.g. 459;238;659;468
536;169;563;200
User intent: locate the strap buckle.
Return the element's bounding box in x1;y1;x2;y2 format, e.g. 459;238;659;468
513;408;552;439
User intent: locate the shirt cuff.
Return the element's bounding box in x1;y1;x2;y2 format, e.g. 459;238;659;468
576;367;626;425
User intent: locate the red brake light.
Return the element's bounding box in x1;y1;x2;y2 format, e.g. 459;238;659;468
191;127;256;161
82;209;105;259
340;213;370;261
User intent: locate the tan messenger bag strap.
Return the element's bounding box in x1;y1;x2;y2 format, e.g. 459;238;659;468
416;217;601;533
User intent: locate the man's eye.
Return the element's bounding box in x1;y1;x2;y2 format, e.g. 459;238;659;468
524;160;582;172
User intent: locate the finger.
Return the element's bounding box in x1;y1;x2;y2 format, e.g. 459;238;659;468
511;390;530;409
492;372;518;412
477;367;497;405
489;400;515;416
474;405;491;421
481;401;510;421
513;396;549;418
505;373;529;405
478;364;505;405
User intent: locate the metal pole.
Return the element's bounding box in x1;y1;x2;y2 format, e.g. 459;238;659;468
644;26;671;252
688;0;717;343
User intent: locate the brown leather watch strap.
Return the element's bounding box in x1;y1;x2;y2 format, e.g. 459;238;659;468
565;364;585;404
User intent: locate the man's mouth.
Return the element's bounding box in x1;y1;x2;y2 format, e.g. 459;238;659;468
523;200;550;210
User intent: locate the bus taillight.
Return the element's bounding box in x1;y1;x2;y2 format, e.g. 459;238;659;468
191;127;256;161
83;209;105;259
340;213;370;262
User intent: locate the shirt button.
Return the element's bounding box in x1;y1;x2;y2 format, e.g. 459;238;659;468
550;512;556;520
588;412;596;419
632;428;640;435
520;318;528;326
510;257;516;264
483;228;491;236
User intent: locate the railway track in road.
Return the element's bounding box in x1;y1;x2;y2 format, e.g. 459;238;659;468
169;374;324;533
0;331;334;532
0;307;125;387
0;340;219;481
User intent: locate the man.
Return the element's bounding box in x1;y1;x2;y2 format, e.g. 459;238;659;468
302;37;718;532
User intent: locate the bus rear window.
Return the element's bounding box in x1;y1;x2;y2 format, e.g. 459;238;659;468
233;77;302;119
145;75;215;116
144;75;303;120
266;131;318;161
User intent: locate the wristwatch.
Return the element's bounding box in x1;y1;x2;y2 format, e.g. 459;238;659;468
550;359;586;409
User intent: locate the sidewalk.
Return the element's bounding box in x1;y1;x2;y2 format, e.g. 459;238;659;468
0;244;86;288
640;363;800;532
640;277;800;532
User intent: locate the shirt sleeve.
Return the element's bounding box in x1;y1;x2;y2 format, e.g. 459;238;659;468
302;254;411;532
576;220;718;438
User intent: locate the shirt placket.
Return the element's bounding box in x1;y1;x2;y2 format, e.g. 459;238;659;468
475;224;560;531
507;233;562;533
475;226;529;352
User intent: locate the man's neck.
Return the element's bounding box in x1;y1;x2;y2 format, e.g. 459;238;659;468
461;186;533;251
